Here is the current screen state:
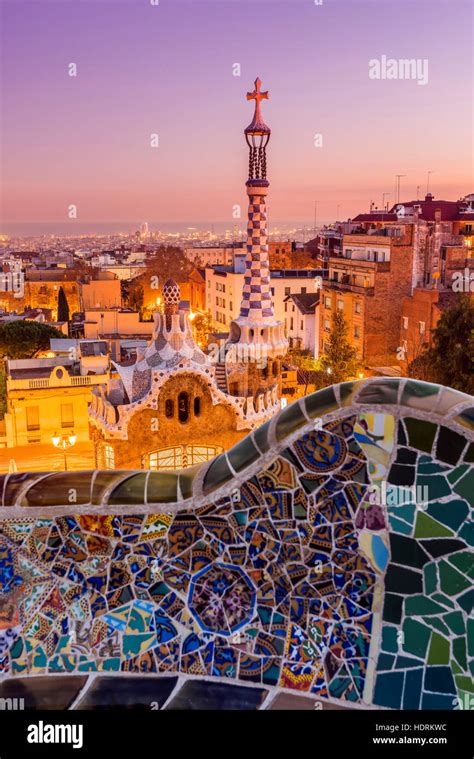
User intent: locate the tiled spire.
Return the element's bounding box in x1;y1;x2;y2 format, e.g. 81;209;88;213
238;78;274;325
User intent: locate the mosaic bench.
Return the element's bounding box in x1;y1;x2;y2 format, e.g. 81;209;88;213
0;378;473;710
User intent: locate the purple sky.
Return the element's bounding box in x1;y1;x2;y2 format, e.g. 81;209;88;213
1;0;472;230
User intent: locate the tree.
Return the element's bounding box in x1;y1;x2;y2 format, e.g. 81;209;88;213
0;321;67;360
57;286;70;322
319;310;359;384
128;282;144;313
422;294;474;394
287;347;323;395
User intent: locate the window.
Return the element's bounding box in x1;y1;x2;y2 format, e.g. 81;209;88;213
324;296;331;309
402;316;408;329
26;406;40;431
229;301;233;311
60;403;74;428
324;319;331;332
178;392;189;422
194;397;201;416
272;361;279;377
355;302;361;314
284;287;290;296
419;321;426;335
301;287;306;294
290;318;294;330
104;445;115;469
354;326;360;339
284;302;287;312
337;299;344;310
300;320;303;330
165;399;174;418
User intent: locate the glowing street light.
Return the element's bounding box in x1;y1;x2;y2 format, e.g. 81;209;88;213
52;433;77;471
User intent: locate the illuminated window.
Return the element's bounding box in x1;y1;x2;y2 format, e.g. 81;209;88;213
104;445;115;469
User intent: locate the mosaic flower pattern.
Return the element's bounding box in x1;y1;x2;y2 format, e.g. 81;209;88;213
0;379;472;709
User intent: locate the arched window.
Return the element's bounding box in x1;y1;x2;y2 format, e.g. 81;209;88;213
273;360;279;377
165;399;174;418
178;392;189;423
194;397;201;416
262;365;269;380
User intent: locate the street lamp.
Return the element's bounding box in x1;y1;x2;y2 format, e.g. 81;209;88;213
52;433;77;471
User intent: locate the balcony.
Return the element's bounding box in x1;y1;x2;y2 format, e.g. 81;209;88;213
326;279;375;296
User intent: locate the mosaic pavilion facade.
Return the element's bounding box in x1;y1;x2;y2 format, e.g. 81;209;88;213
0;377;472;710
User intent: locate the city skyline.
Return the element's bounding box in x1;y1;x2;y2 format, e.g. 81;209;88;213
1;0;472;233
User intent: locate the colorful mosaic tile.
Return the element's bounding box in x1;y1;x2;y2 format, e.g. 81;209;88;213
0;378;472;710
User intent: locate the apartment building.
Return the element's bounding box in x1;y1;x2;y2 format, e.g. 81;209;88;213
206;257;323;331
319;229;415;366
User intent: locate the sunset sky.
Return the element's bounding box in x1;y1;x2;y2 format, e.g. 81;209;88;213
1;0;472;231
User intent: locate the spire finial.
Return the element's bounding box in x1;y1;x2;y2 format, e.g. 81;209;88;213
245;77;270;135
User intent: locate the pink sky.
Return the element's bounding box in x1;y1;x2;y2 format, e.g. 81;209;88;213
1;0;472;229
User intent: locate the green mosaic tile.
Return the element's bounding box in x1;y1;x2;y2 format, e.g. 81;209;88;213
447;464;470;484
444;611;466;636
178;464;201;500
426;499;469;531
421;616;452;637
415;512;454;538
108;474;147;506
405;596;447;616
275;401;307;441
417;473;452;500
431;593;456;610
427;633;450;665
227;435;261;473
252;418;271;454
455;675;474;694
439;561;471;596
146;472;179;504
389;516;413;535
463;443;474;463
304;386;339;420
404;417;437;453
459;589;474;615
356;378;400;405
401;380;440;412
468;619;474;658
201;454;234;495
402;619;431;658
458;522;474;547
423;563;438;594
448;551;474;579
453;468;474;505
382;626;399;653
453;637;467;670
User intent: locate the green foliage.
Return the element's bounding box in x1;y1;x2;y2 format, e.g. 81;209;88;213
0;321;66;360
319;310;359;384
57;286;70;322
423;294;474;394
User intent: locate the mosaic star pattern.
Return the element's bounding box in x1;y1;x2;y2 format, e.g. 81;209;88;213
0;378;473;710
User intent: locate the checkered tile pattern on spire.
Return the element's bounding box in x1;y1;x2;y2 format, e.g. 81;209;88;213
239;193;275;323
